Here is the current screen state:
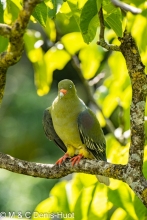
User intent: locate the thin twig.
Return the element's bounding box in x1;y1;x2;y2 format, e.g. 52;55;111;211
98;6;105;40
111;0;142;14
97;6;120;51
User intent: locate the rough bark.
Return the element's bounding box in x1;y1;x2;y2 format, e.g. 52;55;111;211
119;32;147;205
0;152;125;180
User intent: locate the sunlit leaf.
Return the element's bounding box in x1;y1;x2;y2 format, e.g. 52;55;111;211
24;30;50;96
143;147;147;178
130;14;147;52
61;32;86;55
102;52;130;121
106;134;129;164
110;208;127;220
60;1;71;17
79;44;103;79
103;1;122;37
45;18;56;42
133;195;147;219
96;111;106;127
45;0;63;18
33;197;58;220
10;0;22;9
34;60;49;96
67;0;80;24
68;174;84;211
74;184;100;219
4;0;20;24
108;183;138;220
92;184;110;218
50;181;70;213
76;173;97;187
105;9;122;37
24;30;44;63
44;47;71;72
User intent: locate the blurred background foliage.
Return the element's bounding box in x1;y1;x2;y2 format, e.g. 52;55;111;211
0;0;147;219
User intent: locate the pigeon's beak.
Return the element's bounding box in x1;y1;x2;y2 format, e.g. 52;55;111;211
59;89;67;98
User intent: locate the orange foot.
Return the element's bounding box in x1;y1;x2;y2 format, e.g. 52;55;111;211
71;154;83;166
55;153;70;166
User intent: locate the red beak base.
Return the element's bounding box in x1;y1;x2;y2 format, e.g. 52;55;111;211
60;89;67;95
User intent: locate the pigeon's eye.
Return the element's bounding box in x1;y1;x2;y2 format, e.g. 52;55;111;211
69;85;72;89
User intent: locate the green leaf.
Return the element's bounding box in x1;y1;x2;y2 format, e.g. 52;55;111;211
33;0;64;26
103;0;116;15
67;0;81;25
96;0;103;12
61;32;86;55
74;184;98;219
133;195;147;219
45;0;63;19
32;2;48;27
44;18;56;42
80;0;99;43
4;0;20;24
44;46;71;72
105;10;123;37
103;1;122;37
32;197;58;220
79;44;103;79
108;183;138;220
24;30;49;96
10;0;22;9
50;181;70;213
0;1;4;23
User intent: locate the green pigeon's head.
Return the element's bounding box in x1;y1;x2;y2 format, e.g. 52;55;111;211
58;79;77;99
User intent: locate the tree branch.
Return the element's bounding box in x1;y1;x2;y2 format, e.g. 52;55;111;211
96;19;147;204
97;7;120;51
119;31;147;166
0;0;42;105
0;149;147;206
0;24;11;38
0;152;125;180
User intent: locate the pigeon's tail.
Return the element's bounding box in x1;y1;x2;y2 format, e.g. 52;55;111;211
96;175;110;186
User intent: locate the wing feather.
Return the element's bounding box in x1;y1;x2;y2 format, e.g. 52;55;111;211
43;107;67;153
78;109;106;161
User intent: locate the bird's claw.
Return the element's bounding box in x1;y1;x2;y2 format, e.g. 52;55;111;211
55;153;70;166
71;154;83;166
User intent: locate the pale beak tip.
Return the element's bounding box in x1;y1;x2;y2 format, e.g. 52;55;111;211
59;91;64;98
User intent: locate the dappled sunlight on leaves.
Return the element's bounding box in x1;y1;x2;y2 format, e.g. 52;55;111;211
106;134;129;164
79;44;104;79
33;173;147;219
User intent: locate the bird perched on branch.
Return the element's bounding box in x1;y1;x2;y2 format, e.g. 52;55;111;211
43;79;109;185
